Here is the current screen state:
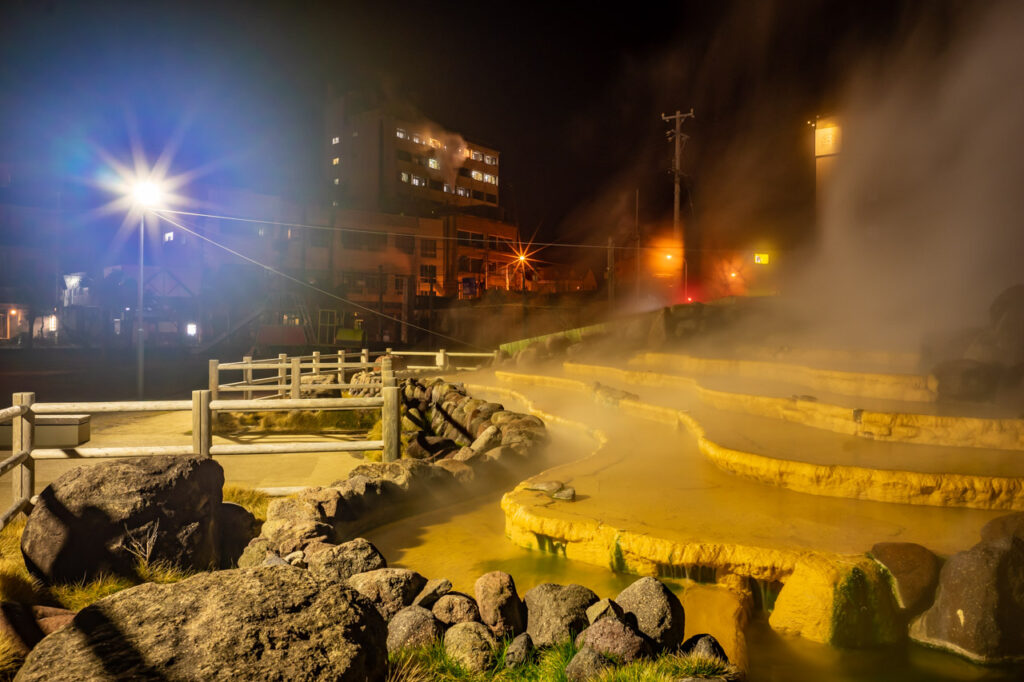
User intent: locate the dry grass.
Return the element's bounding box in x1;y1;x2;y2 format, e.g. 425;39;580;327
0;632;26;682
223;485;271;523
214;408;379;434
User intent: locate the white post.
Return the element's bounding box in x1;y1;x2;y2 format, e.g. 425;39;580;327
436;348;447;370
277;353;288;398
382;386;400;462
313;351;321;376
12;392;35;510
208;359;220;401
337;349;347;383
290;356;302;400
361;348;370;366
381;356;396;388
192;390;212;458
242;355;253;401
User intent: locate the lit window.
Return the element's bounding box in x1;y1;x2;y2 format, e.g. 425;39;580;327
429;138;442;149
332;157;339;165
456;186;470;197
333;178;340;185
396;128;408;139
163;231;174;242
428;158;440;170
412;134;422;144
186;322;198;336
332;136;340;144
400;172;410;183
483;173;494;184
461;147;471;158
472;151;483;161
471;170;483;181
332;200;338;207
443;183;451;193
484;154;496;165
411;175;426;187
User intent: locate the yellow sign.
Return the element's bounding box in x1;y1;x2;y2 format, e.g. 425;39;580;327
754;253;770;264
814;124;841;157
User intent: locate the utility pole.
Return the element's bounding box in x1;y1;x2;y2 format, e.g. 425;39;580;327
607;236;615;307
634;189;641;304
661;109;694;287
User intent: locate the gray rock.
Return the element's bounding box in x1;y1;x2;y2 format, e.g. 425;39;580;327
260;495;334;556
413;578;452;609
616;577;686;651
236;537;272;569
565;646;611;682
981;512;1024;542
679;633;729;662
433;459;475;484
575;618;650;662
21;456;224;584
523;480;563;494
306;537;387;582
14;566;387;681
433;592;481;627
453;447;483;463
503;632;534;668
474;571;526;638
586;598;625;625
524;583;599;647
263;553;290;567
348;568;427;621
215;502;260;569
552;486;576;501
470;425;501;453
444;621;498;673
932;359;1002;402
910;536;1024;663
871;542;941;614
387;606;443;653
284;551;305;566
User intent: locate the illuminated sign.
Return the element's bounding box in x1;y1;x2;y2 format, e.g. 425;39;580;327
754;253;770;264
815;125;841;157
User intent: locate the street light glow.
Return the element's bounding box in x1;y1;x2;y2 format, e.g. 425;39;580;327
730;272;737;278
132;180;163;207
665;253;673;260
518;254;526;262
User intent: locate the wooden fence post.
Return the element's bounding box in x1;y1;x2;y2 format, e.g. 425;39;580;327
12;392;35;509
337;349;347;383
242;355;253;401
192;390;212;458
277;353;288;398
291;357;302;399
313;351;321;376
361;348;369;366
381;356;396;388
382;386;400;462
436;348;447;370
208;359;220;400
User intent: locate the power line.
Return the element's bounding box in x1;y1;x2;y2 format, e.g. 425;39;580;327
157;208;768;254
151;209;491;351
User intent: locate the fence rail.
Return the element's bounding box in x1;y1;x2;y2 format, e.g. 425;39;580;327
1;345;497;532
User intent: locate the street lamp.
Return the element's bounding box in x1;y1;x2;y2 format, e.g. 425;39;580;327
130;180;163;399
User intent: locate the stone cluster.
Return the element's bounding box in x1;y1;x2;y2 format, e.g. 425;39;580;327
244;376;549;559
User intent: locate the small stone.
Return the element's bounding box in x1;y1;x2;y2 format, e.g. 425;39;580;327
523;480;563;494
679;633;728;662
263;553;290;567
552;486;576;501
870;542;941;615
284;551;305;566
565;646;611;682
586;598;624;625
413;578;453;609
503;632;534;668
574;618;649;663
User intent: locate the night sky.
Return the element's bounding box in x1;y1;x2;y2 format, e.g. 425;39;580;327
1;1;961;261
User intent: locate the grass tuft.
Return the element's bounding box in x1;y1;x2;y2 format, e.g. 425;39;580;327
49;573;136;612
223;485;271;523
0;632;26;682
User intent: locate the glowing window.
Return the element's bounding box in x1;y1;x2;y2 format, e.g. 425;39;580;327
400;172;410;183
461;147;471;158
395;128;408;139
429;138;442;149
412;134;422;144
428;158;440;170
471;170;483;181
331;136;340;144
484;154;497;165
333;178;340;185
332;157;339;165
443;183;451;193
456;186;470;197
483;173;494;184
754;253;770;264
163;231;174;243
472;151;483;161
411;175;426;187
186;322;198;336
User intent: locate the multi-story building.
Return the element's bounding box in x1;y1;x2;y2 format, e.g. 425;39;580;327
324;91;501;217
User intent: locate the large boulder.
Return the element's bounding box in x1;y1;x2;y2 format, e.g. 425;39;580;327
474;571;525;638
15;566;387;681
306;537;386;582
21;456;224;584
347;568;427;621
870;542;941;615
523;583;599;647
215;502;260;568
615;577;685;651
981;512;1024;542
0;603;74;656
574;618;649;663
444;621;497;673
387;606;443;653
910;536;1024;663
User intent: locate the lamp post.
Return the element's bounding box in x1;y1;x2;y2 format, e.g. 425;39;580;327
131;181;162;399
